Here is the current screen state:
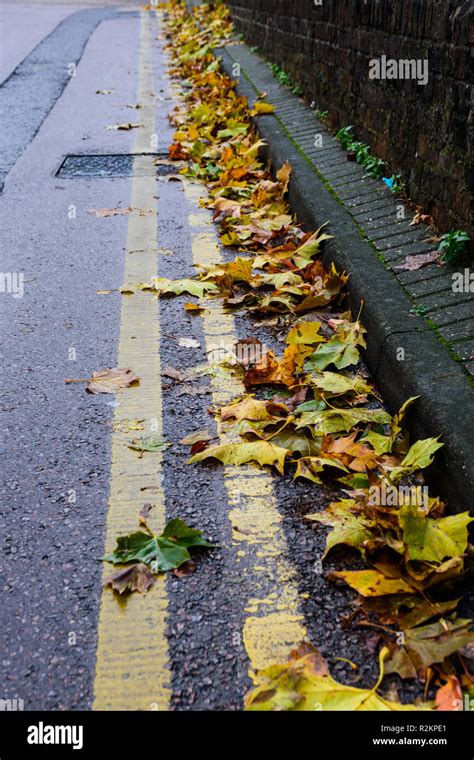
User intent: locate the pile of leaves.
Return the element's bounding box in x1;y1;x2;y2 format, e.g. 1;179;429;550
155;1;473;709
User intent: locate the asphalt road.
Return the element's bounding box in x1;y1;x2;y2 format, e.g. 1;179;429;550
1;3;469;712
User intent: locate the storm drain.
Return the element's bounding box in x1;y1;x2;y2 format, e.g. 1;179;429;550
56;153;180;178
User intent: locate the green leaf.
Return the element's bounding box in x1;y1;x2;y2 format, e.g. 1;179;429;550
103;519;215;574
399;506;473;563
306;499;373;556
389;438;444;482
362;431;393;455
305;339;360;371
297;407;391;435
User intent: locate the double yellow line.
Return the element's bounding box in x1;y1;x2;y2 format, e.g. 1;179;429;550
93;11;171;711
93;11;307;710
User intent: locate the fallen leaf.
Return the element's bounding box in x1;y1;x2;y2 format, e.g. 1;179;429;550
184;302;205;313
140;276;218;299
65;367;139;394
245;643;428;711
435;677;463;711
105;563;155;595
385;619;474;679
389;438;444;482
128;436;171;454
399;506;472;563
188;440;290;475
394;251;440;271
103;518;216;573
172;560;197;577
328;569;416;597
179;430;212;445
88;207;134;218
106;122;144;130
250;102;276;116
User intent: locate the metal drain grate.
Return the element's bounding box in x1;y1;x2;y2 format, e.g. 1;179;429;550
56;153;179;178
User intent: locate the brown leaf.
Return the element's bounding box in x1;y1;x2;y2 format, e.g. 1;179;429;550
435;676;462;711
85;368;139;394
172;560;197;578
105;563;155;595
106;122;144;130
88;207;134;218
161;365;198;382
179;430;212;445
176;385;211;397
394;251;440;272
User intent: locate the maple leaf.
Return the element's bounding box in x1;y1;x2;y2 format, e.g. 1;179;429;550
188;440;290;474
286;321;325;345
328;569;417;597
388;438;444;482
128;436;171;455
219;396;288;422
310;371;373;398
297;407;391;435
65;368;139;394
435;677;463;711
384;619;474;680
245;643;429;711
399;506;473;563
105;563;155;595
140;277;218;298
294;456;349;485
103;518;215;574
306;499;375;556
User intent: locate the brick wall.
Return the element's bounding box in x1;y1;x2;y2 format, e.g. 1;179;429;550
225;0;473;236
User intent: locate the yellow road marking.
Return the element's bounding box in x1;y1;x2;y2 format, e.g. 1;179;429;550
93;11;171;711
183;179;307;673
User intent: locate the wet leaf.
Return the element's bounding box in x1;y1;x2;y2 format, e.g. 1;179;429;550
188;440;290;474
103;518;216;574
179;430;212;445
306;499;373;555
65;367;139;394
399;506;472;563
140;277;218;298
106;122;144;130
105;563;155;595
329;569;416;597
250;102;276;116
385;619;474;680
245;643;428;711
389;438;444;482
128;436;171;454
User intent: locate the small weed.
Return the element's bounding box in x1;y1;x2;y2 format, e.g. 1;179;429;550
438;230;471;265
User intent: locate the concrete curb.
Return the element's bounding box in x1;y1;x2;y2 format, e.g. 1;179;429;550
211;44;474;512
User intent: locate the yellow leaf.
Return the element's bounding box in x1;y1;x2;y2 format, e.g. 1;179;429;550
188;441;290;474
